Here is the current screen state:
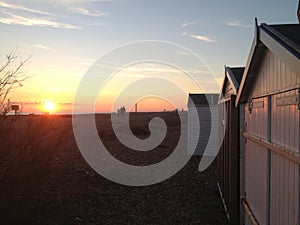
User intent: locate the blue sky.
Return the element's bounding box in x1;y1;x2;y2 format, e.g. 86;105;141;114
0;0;299;112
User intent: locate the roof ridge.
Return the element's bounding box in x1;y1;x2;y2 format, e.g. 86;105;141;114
261;23;300;58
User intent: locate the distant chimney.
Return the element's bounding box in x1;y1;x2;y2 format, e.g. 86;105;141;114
298;0;300;23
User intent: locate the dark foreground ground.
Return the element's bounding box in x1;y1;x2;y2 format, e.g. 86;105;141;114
0;113;228;225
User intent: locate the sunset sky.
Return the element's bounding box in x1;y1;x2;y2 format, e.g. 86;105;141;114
0;0;298;113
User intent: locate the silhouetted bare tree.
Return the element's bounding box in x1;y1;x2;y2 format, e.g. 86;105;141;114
0;50;30;115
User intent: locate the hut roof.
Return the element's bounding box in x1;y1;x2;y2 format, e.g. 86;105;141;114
188;94;219;107
235;20;300;107
229;67;244;86
219;66;244;102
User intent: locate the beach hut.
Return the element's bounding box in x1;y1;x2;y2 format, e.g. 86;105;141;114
236;20;300;225
187;94;219;158
217;66;244;225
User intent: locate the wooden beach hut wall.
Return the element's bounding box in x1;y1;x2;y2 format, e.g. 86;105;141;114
217;66;244;225
187;94;219;158
236;20;300;225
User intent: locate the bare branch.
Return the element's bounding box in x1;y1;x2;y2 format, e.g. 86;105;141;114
0;50;30;115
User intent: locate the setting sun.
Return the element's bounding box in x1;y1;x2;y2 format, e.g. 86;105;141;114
44;100;55;112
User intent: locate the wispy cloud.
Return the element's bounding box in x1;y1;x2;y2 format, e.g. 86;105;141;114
0;11;81;29
0;1;82;29
0;1;53;16
182;32;215;43
225;20;252;28
34;44;50;50
57;0;114;2
0;1;113;29
69;7;108;17
178;51;193;56
181;20;206;28
122;66;181;74
16;99;73;105
118;63;211;77
181;22;195;28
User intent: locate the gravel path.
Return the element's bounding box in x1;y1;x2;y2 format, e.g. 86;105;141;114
0;114;229;225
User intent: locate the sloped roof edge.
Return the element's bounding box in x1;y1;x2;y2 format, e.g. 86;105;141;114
226;67;238;93
235;18;263;106
235;19;300;107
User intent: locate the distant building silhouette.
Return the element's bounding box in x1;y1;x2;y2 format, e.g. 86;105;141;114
11;104;19;115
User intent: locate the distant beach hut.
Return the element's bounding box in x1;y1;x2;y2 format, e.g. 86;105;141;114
235;20;300;225
217;66;244;225
187;94;219;157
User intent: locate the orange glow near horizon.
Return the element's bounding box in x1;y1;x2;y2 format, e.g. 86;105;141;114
10;61;204;114
10;93;187;114
129;98;177;112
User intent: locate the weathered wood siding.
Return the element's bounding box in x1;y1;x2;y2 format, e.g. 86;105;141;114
218;96;240;225
218;100;228;208
270;151;299;225
239;104;245;225
252;50;300;96
246;97;268;139
269;89;299;225
244;98;268;225
271;90;299;153
244;49;300;225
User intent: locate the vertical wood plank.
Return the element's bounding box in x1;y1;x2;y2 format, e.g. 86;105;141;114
288;162;294;225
